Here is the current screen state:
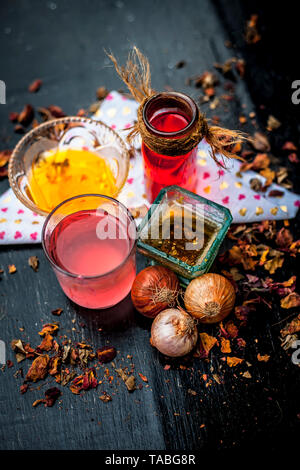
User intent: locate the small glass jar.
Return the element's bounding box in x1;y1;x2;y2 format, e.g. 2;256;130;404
141;92;199;203
137;186;232;286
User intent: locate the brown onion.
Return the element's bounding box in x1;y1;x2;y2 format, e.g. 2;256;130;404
150;308;198;357
131;266;180;318
184;273;235;323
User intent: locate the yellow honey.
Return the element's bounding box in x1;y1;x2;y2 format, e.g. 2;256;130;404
27;147;117;212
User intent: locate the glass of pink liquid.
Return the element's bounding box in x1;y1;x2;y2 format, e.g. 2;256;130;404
42;194;137;309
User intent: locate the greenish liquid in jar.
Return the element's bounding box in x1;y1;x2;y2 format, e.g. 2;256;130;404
142;203;220;266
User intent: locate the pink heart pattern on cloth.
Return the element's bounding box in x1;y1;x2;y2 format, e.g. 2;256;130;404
0;90;299;244
0;190;44;244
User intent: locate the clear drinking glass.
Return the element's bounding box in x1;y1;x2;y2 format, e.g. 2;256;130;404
42;194;137;309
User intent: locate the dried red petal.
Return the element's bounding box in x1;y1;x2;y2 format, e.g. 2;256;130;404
48;356;61;376
47;105;66;118
28;79;42;93
0;150;12;168
282;141;297;151
14;124;25;134
20;384;29;394
70;368;98;395
138;373;148;383
39;323;59;336
44;387;61;407
96;346;116;363
28;255;39;272
26;355;49;382
9;112;19;122
51;308;63;316
18;104;34;126
96;86;109;100
37;333;53;352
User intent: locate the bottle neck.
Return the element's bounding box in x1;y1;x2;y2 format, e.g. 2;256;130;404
142;92;199;141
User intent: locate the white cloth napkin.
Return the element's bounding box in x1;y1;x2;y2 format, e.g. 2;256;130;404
0;90;299;244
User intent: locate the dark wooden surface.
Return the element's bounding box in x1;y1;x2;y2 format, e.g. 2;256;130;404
0;0;299;451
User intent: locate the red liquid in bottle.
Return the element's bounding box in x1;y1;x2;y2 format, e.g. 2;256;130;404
142;111;198;202
48;210;136;308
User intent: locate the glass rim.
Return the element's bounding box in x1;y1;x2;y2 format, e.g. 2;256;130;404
8;116;130;217
142;91;198;138
42;193;137;280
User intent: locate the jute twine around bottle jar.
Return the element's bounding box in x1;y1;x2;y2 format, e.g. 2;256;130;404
107;47;247;163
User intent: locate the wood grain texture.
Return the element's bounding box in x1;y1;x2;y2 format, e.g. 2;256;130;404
0;0;299;451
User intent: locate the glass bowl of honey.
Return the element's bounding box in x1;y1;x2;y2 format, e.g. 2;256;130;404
137;185;232;285
8;116;130;216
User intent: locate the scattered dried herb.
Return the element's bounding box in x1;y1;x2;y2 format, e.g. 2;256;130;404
28;256;39;272
99;392;112;403
116;368;136;392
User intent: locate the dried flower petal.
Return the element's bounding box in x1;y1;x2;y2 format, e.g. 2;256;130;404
47;105;66;118
96;86;109;100
26;355;49;382
39;323;59;336
99;392;112;403
138;373;148;383
280;293;300;309
70;368;98;395
281;314;300;336
28;79;42;93
37;333;53;352
227;356;244;367
252;132;270;152
28;256;39;272
220;337;231;354
195;333;218;358
96;346;117;363
48;356;61;376
257;353;270;362
0;150;12;167
20;384;29;394
44;387;61;407
116;368;136;392
8;264;17;274
52;308;63;316
18;104;34;126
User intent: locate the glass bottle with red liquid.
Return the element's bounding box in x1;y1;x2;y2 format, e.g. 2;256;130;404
141;92;199;202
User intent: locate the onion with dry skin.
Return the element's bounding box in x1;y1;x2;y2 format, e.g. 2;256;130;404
184;273;235;323
150;308;198;357
131;266;180;318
